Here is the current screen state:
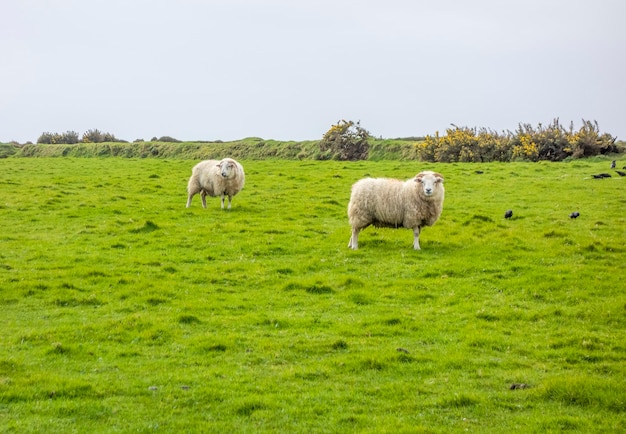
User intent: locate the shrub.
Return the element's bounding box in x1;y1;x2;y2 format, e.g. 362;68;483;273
82;129;103;143
318;120;370;161
61;131;79;144
38;130;122;144
102;132;119;142
418;126;511;162
157;136;181;143
568;120;617;158
82;129;123;143
37;131;79;144
417;119;617;162
37;132;57;144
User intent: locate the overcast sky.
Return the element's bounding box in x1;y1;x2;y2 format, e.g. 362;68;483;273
2;0;625;143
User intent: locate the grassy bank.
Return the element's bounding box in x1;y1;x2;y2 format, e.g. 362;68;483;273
0;158;625;432
3;138;420;161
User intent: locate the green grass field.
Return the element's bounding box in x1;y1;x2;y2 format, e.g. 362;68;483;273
1;157;625;432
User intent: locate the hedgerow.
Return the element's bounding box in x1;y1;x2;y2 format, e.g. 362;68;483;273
37;129;125;144
12;119;622;160
36;131;80;144
417;119;617;162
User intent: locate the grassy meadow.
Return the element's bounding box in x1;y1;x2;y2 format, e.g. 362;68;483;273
0;157;625;432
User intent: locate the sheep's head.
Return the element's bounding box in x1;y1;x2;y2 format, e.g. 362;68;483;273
414;171;444;197
217;159;237;178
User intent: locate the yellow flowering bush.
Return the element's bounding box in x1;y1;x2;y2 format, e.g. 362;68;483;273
318;120;370;161
569;120;617;158
418;126;511;162
417;119;616;162
512;134;539;161
37;131;80;144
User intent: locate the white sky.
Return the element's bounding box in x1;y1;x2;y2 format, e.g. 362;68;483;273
2;0;625;143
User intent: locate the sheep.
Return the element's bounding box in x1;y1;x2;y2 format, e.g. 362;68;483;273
186;158;245;209
347;170;445;250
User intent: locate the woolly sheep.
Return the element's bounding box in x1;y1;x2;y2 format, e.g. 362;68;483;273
347;171;445;250
186;158;245;209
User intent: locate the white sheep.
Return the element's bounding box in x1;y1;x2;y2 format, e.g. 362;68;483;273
186;158;245;209
347;170;445;250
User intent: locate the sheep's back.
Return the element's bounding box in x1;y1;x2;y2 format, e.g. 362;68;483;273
349;178;408;226
192;160;219;174
193;160;220;194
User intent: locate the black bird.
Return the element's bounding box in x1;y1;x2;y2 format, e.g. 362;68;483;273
616;171;626;177
610;160;616;169
570;211;580;219
504;210;513;219
599;173;612;178
475;170;484;174
592;174;604;179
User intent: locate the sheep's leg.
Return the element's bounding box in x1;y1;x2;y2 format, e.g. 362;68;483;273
227;195;232;210
413;227;421;250
220;194;225;209
348;227;359;249
201;192;207;209
186;184;199;208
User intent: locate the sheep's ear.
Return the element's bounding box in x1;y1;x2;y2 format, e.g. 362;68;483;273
414;173;423;183
435;173;444;182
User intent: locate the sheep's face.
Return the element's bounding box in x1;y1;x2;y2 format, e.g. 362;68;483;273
218;160;237;178
415;171;444;197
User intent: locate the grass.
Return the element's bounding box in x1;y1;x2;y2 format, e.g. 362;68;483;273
0;157;625;432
